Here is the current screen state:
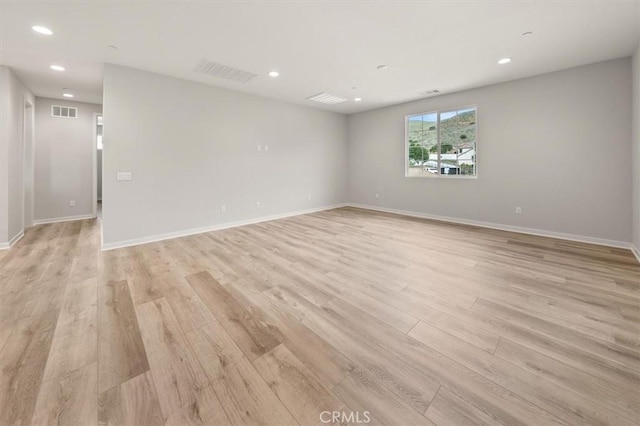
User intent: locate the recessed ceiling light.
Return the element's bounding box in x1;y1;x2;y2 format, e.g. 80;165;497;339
63;93;74;98
497;57;512;65
32;26;53;35
50;65;65;71
377;65;388;70
354;97;362;102
268;71;279;77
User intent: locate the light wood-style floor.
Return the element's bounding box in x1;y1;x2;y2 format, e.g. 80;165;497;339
0;207;639;425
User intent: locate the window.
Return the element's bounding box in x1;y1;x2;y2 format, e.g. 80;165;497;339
97;115;103;150
406;106;477;178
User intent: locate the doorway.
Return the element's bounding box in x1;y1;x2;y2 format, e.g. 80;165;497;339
94;113;103;218
23;100;34;229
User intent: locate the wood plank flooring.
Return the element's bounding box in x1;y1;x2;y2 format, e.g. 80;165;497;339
0;206;638;425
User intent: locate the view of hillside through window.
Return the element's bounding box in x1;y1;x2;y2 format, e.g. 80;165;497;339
407;107;476;177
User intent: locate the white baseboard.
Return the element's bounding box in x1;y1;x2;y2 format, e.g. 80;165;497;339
33;214;96;226
0;230;25;250
348;203;634;251
631;245;640;264
101;203;348;251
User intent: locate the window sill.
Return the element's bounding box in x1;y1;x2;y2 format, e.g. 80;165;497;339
405;175;478;180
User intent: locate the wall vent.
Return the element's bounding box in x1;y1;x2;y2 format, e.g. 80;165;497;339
194;59;257;83
51;105;78;118
306;92;349;105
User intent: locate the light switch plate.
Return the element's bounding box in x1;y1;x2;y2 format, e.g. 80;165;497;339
117;172;132;181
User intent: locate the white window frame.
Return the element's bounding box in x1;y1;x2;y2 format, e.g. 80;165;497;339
96;114;103;150
404;105;478;179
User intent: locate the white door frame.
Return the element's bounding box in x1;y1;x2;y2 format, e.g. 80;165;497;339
22;98;34;229
92;112;100;218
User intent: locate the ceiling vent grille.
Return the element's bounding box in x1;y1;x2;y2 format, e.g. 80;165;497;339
306;92;349;105
51;105;77;118
194;59;257;83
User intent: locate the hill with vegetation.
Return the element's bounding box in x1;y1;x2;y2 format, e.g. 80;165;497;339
408;110;476;160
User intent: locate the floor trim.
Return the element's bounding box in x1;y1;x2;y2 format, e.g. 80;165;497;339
348;203;634;251
632;245;640;264
0;230;25;250
33;214;96;226
101;203;348;251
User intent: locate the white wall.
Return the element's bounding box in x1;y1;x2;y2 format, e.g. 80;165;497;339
0;66;9;244
34;97;102;222
0;66;35;246
348;58;632;244
633;45;640;252
102;64;347;247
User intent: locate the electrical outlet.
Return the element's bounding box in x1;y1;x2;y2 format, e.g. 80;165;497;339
257;145;262;152
255;201;261;208
375;193;380;199
515;206;522;214
69;200;76;207
264;145;269;152
221;204;226;213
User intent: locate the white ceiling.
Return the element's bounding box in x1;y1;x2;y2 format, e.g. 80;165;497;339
1;1;638;114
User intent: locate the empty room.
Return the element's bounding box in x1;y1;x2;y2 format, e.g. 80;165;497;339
1;1;639;425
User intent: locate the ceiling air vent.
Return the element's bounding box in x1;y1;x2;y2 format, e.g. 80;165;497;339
306;92;349;105
51;105;78;118
194;59;257;83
